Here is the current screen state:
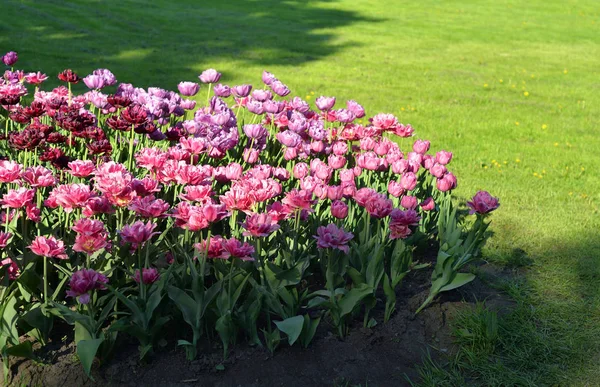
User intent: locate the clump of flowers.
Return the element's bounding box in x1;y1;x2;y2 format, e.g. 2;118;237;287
0;51;499;375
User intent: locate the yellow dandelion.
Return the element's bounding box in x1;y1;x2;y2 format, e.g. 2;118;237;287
512;84;516;88
503;161;508;164
310;91;315;95
499;79;504;83
581;167;585;171
531;74;535;78
484;166;488;169
563;69;568;74
524;91;529;97
542;169;546;174
305;95;311;100
491;159;497;163
515;121;520;126
569;192;573;195
483;83;488;88
542;124;547;129
400;107;405;111
515;158;521;163
554;142;559;146
533;172;539;177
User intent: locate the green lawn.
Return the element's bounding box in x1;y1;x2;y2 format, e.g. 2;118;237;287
2;0;599;385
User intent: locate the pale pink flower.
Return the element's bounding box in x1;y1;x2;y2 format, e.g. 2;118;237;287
179;184;214;203
46;184;92;212
73;234;111;255
435;150;453;165
21;166;56;188
29;236;68;259
1;188;35;209
68;160;96;177
420;197;436;211
0;160;22;183
135;148;168;171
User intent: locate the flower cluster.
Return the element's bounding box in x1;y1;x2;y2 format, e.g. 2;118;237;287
0;51;498;369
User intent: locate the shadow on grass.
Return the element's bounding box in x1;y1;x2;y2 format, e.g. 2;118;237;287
416;231;600;386
0;0;382;89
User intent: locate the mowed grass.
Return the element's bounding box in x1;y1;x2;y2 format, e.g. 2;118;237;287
1;0;599;385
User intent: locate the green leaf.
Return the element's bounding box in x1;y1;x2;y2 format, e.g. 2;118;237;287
77;338;104;379
5;341;34;359
75;321;94;343
300;314;321;348
274;315;304;346
346;266;365;286
338;284;374;317
167;286;198;330
439;273;476;292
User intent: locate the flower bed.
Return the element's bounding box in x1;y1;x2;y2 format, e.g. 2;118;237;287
0;50;499;379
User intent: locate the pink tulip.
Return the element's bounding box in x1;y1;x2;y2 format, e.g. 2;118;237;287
1;258;19;280
387;180;404;197
400;172;417;191
0;232;13;248
435;150;453;165
314;224;353;253
420;197;436;211
1;188;35;209
66;269;108;304
413;140;430;154
119;221;159;250
401;195;418;210
331;200;348;219
68;160;96;177
0;160;22;183
29;236;68;259
21;166;56;188
365;193;394;218
467;191;500;214
133;268;160;285
241;213;280;237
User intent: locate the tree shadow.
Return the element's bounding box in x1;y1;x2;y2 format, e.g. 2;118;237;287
1;0;382;88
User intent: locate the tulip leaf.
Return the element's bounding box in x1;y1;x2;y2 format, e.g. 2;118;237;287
339;284;373;317
274;315;304;346
439;273;476;293
77;338;104;380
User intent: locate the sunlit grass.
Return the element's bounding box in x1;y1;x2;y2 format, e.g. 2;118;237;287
1;0;599;384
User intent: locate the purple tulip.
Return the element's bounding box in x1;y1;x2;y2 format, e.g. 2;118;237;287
243;124;268;139
177;81;200;96
246;99;264;115
83;74;106;90
276;130;301;147
335;109;356;124
346;100;365;118
252;89;272;102
316;96;336;111
232;84;252;98
270;80;290;97
213;84;231;97
290;97;310;113
180;99;197;110
93;69;117;86
199;68;221;84
263;100;284;114
262;71;277;85
2;51;18;66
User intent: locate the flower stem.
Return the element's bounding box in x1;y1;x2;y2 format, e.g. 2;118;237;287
43;256;49;306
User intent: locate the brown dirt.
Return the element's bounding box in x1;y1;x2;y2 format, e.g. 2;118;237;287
1;263;515;387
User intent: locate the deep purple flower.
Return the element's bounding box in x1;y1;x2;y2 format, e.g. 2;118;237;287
199;69;221;83
66;269;109;304
2;51;18;66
